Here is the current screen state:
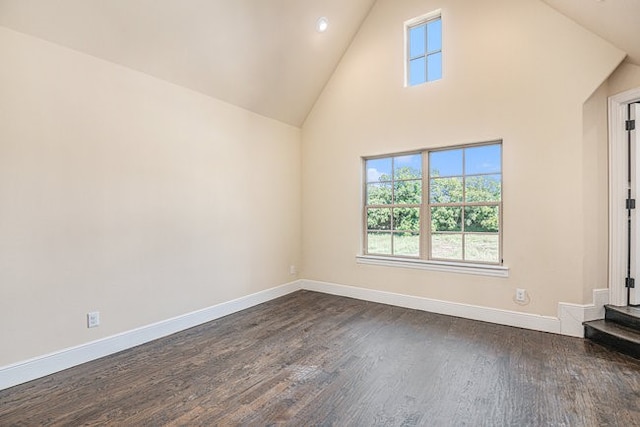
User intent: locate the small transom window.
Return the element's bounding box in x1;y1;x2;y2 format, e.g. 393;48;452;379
406;11;442;86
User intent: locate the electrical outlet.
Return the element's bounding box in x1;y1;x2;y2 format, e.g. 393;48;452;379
289;265;297;275
87;311;100;328
515;289;526;302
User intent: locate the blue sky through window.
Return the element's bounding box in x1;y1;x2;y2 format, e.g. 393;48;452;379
427;52;442;81
367;154;422;182
430;144;501;177
430;149;462;177
367;158;391;181
427;19;442;52
408;17;442;86
368;144;500;183
409;58;426;85
409;25;426;58
465;145;501;175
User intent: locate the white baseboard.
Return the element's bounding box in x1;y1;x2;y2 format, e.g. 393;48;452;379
0;280;302;391
558;288;609;338
1;279;609;391
301;279;562;334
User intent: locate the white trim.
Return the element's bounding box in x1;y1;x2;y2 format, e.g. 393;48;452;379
356;255;509;277
0;281;302;391
1;279;607;391
633;104;640;305
608;87;640;306
558;288;609;337
404;9;442;28
301;279;559;334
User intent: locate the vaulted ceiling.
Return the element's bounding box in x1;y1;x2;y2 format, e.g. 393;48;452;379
0;0;637;127
541;0;640;67
0;0;377;126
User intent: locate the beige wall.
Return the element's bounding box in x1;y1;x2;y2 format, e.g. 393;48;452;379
608;62;640;97
0;26;302;366
582;81;610;304
302;0;624;316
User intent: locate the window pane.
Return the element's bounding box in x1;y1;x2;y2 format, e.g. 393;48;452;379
409;24;426;58
366;158;392;183
427;19;442;52
409;57;426;86
430;149;462;177
431;207;462;232
394;232;420;256
464;206;499;232
367;183;392;205
465;144;501;175
394;154;422;179
465;175;501;202
430;177;463;203
465;234;499;263
368;232;392;255
368;208;392;230
394;180;422;204
427;51;442;81
431;234;462;260
393;207;420;231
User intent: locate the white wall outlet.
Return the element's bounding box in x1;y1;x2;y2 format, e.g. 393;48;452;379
87;311;100;328
515;288;526;302
289;265;297;275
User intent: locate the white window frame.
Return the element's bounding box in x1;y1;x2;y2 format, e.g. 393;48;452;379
404;9;442;87
359;141;508;277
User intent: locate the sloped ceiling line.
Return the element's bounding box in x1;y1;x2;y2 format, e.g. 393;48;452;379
0;0;637;126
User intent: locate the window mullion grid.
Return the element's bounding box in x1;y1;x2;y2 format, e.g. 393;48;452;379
430;200;464;261
498;203;502;264
390;157;395;255
421;150;429;261
363;161;369;255
407;22;428;83
431;201;500;207
461;149;466;261
423;23;429;81
365;142;501;264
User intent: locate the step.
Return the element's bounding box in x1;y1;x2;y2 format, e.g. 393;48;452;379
584;319;640;359
605;304;640;330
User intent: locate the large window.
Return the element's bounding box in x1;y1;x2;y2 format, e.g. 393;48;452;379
406;11;442;86
365;154;423;257
364;142;502;264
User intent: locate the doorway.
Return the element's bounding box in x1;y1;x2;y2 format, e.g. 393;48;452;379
609;88;640;306
628;103;640;305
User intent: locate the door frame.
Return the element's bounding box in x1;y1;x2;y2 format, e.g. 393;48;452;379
609;87;640;306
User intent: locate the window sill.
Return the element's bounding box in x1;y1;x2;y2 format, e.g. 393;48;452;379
355;255;509;278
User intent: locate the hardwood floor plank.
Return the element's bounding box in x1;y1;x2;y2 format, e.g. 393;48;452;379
2;290;640;426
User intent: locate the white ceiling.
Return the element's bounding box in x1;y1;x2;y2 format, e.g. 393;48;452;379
0;0;637;127
0;0;376;126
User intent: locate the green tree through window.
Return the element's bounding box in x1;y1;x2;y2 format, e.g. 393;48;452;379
364;143;502;263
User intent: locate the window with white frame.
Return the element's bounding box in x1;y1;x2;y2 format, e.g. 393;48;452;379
406;11;442;86
364;142;502;264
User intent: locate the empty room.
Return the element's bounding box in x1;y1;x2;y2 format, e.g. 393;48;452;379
2;0;640;425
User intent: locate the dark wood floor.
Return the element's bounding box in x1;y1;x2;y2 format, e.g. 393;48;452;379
2;290;640;426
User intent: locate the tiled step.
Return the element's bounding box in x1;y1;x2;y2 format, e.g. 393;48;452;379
605;304;640;330
584;319;640;359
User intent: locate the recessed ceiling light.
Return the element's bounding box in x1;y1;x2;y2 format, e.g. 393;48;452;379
316;17;329;33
